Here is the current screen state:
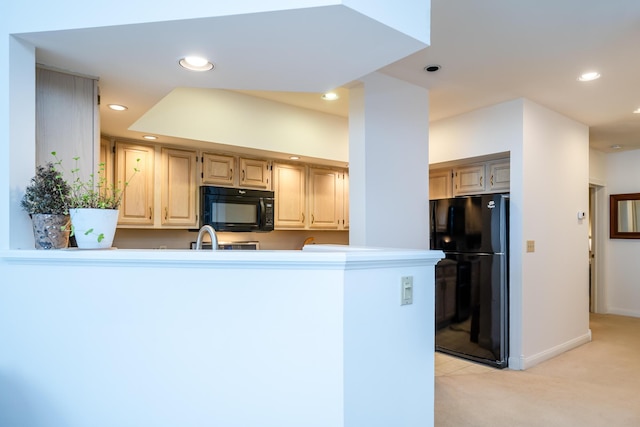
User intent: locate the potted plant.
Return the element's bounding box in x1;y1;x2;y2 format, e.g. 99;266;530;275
21;162;72;249
53;151;139;249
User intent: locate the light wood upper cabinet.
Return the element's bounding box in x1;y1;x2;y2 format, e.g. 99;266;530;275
99;138;114;189
431;157;510;198
115;142;155;226
487;160;510;192
273;162;306;229
161;147;198;227
454;163;486;196
202;153;235;186
308;167;341;229
240;157;270;189
342;171;349;230
429;169;453;200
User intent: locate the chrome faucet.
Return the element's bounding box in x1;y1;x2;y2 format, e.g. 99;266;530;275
195;225;218;250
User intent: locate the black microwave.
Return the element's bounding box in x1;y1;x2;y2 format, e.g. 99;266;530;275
200;186;274;232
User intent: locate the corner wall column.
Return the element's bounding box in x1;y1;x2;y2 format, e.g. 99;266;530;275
348;72;430;249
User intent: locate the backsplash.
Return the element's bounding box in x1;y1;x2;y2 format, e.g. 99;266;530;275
112;228;349;250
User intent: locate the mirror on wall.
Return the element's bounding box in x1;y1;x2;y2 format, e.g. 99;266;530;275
610;193;640;239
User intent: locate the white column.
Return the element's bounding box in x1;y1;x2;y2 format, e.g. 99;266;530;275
348;72;430;249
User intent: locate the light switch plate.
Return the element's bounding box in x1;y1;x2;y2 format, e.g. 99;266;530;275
401;276;413;305
526;240;535;253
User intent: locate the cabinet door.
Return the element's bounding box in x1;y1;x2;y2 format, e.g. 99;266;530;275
487;160;510;192
453;164;485;196
429;169;452;200
341;171;349;230
116;142;154;225
240;157;270;189
161;148;198;227
273;163;306;229
308;168;341;229
202;153;235;186
99;138;114;189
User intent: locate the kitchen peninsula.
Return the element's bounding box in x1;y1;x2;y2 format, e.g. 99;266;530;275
0;246;441;427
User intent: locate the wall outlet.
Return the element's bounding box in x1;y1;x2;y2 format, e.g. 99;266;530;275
401;276;413;305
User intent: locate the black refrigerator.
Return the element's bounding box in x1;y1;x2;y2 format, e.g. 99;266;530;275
429;194;509;368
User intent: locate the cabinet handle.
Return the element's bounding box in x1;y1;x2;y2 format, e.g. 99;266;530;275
149;208;152;219
490;175;494;186
480;176;483;187
242;170;245;181
312;214;315;224
164;207;168;220
229;168;233;181
302;212;305;223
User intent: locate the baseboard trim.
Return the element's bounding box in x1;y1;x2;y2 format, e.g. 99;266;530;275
607;308;640;318
509;330;592;371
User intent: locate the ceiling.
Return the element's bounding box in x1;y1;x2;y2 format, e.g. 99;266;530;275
17;1;640;153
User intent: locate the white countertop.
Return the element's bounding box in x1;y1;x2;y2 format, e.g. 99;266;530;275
1;245;444;270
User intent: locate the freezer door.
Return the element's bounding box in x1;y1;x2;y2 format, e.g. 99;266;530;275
430;194;507;253
434;252;508;368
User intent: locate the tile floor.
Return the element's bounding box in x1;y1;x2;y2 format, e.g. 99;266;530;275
434;352;495;376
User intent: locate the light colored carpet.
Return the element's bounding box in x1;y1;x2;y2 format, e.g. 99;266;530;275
435;313;640;426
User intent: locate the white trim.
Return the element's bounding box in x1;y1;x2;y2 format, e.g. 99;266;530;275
607;308;640;318
1;247;444;270
516;330;592;370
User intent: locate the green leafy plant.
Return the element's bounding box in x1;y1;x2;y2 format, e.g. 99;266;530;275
52;151;139;210
20;162;72;215
49;151;139;244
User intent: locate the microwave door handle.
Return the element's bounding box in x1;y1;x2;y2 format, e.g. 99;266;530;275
259;199;266;228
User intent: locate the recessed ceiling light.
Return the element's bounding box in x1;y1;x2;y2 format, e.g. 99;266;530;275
633;108;640;114
143;135;158;140
321;92;339;101
578;72;600;82
108;104;128;111
610;144;622;150
424;64;441;72
289;156;300;160
179;56;214;72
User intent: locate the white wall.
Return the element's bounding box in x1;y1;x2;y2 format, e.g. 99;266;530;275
130;88;349;162
429;98;591;369
520;99;590;366
0;249;438;427
603;149;640;317
349;73;430;249
589;148;607;185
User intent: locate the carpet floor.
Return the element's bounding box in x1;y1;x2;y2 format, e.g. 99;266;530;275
434;313;640;426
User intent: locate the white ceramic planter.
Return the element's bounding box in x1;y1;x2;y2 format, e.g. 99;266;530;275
69;208;119;249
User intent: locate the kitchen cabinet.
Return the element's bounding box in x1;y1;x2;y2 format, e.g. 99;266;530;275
274;163;349;230
115;142;155;226
161;147;198;227
431;157;510;198
202;152;235;186
429;169;453;200
487;160;510;192
308;167;341;229
273;162;306;229
100;137;114;187
342;171;350;230
239;157;270;189
453;163;485;196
